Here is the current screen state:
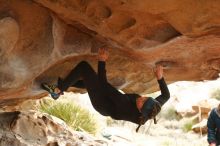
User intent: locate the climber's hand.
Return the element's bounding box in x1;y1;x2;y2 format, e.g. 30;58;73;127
98;48;109;61
209;143;216;146
153;65;163;80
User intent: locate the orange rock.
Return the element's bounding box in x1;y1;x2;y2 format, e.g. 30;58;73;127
1;0;220;107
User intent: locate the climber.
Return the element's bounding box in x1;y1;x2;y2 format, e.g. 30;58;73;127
41;48;170;132
207;103;220;146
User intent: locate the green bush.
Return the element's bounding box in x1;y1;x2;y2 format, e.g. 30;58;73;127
160;106;181;121
40;99;97;134
181;118;196;132
211;88;220;100
106;117;115;126
106;117;127;126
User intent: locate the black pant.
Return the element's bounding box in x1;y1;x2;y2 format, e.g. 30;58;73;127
58;61;119;116
57;61;170;124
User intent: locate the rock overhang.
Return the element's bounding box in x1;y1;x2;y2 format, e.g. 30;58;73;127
0;0;220;107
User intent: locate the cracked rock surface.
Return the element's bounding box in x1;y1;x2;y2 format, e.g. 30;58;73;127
0;110;106;146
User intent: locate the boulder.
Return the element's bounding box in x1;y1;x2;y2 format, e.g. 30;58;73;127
0;110;107;146
192;119;208;134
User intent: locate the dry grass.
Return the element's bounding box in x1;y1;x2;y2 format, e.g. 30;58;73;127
101;116;207;146
39;97;98;134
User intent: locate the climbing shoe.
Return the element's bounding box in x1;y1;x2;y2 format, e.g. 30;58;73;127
41;83;61;100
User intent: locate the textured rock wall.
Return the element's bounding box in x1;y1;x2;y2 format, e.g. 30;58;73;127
0;110;106;146
0;0;220;107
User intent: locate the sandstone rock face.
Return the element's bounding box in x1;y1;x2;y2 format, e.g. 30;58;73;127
0;0;220;107
176;99;215;134
192;119;208;134
0;110;106;146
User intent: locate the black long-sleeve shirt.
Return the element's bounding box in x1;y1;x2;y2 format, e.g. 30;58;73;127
98;61;170;124
207;108;220;145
